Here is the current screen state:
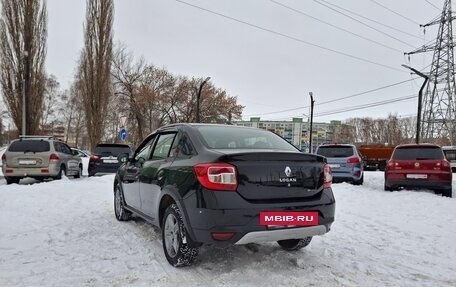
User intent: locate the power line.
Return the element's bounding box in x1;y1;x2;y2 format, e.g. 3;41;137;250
269;0;403;53
315;78;418;106
174;0;407;73
424;0;442;11
313;94;417;117
313;0;415;48
319;0;423;40
369;0;421;26
243;78;415;117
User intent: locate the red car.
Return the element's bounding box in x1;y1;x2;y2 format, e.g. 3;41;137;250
384;144;452;197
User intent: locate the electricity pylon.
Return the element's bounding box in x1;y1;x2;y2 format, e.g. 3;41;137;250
406;0;456;144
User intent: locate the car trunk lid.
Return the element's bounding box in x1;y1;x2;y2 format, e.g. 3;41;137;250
219;151;326;200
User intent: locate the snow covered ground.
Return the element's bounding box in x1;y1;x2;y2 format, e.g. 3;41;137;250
0;172;455;287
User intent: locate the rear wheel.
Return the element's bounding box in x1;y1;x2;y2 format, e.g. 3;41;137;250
54;165;66;180
353;174;364;185
277;237;312;251
162;204;199;267
442;188;453;198
74;165;82;179
6;177;20;185
384;183;394;192
114;185;131;221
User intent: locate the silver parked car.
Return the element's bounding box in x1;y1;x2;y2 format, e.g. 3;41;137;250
1;136;82;184
315;144;364;185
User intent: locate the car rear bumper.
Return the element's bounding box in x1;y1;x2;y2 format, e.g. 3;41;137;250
181;187;335;246
332;172;362;183
88;164;120;175
385;179;451;190
2;164;60;178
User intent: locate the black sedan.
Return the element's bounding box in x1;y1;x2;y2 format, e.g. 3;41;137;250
114;124;335;267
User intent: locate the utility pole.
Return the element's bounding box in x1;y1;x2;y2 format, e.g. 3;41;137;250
309;92;315;153
196;76;211;123
401;65;429;144
405;0;456;144
22;51;28;135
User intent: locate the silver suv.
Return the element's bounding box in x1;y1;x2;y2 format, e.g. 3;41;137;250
1;136;82;184
315;144;364;185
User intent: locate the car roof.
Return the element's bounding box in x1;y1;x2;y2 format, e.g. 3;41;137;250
95;143;131;147
395;143;440;149
317;144;355;148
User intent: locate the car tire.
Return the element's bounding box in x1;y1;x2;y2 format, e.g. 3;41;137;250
6;177;20;185
162;204;199;267
54;165;66;180
384;183;394;192
277;237;312;251
353;174;364;185
74;165;82;179
114;185;131;221
442;188;453;198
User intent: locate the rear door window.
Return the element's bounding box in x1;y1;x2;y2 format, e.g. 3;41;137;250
393;147;444;160
9;140;50;152
151;133;177;160
316;146;354;157
443;150;456;161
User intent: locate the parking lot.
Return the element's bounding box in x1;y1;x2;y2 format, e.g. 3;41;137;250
0;172;455;287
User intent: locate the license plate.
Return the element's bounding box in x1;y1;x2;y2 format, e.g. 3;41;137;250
103;159;118;164
19;160;36;165
406;174;427;179
329;164;340;169
260;211;318;226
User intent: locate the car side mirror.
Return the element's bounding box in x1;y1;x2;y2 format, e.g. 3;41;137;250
72;150;78;156
117;153;130;163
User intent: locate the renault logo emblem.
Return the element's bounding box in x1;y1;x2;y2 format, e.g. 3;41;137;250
285;166;292;177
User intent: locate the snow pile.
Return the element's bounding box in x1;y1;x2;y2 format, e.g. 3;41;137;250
0;172;455;287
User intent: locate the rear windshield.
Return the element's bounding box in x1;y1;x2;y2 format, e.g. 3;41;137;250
393;147;444;160
316;146;354;158
94;145;132;156
195;126;298;151
8;140;50;152
443;150;456;161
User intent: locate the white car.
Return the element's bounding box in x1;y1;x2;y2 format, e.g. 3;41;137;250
71;148;91;176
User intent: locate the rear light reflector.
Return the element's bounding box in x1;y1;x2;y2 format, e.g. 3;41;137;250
5;169;13;173
50;153;59;161
347;157;360;164
194;163;238;191
211;232;235;241
41;169;49;173
323;164;332;188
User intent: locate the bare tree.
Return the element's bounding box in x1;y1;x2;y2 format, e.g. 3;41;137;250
77;0;114;151
41;74;60;127
0;0;47;134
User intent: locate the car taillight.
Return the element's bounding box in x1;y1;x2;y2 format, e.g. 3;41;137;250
90;155;100;162
441;160;451;170
50;153;59;161
194;163;238;191
387;160;401;170
347;157;360;164
1;153;6;162
323;164;332;188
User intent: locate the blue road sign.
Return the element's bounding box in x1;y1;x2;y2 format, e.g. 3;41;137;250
120;128;127;141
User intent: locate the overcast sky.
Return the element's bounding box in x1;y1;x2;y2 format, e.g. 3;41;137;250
46;0;444;123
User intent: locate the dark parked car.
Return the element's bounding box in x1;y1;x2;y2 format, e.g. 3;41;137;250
315;144;364;185
113;124;335;267
384;143;452;197
88;143;133;176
